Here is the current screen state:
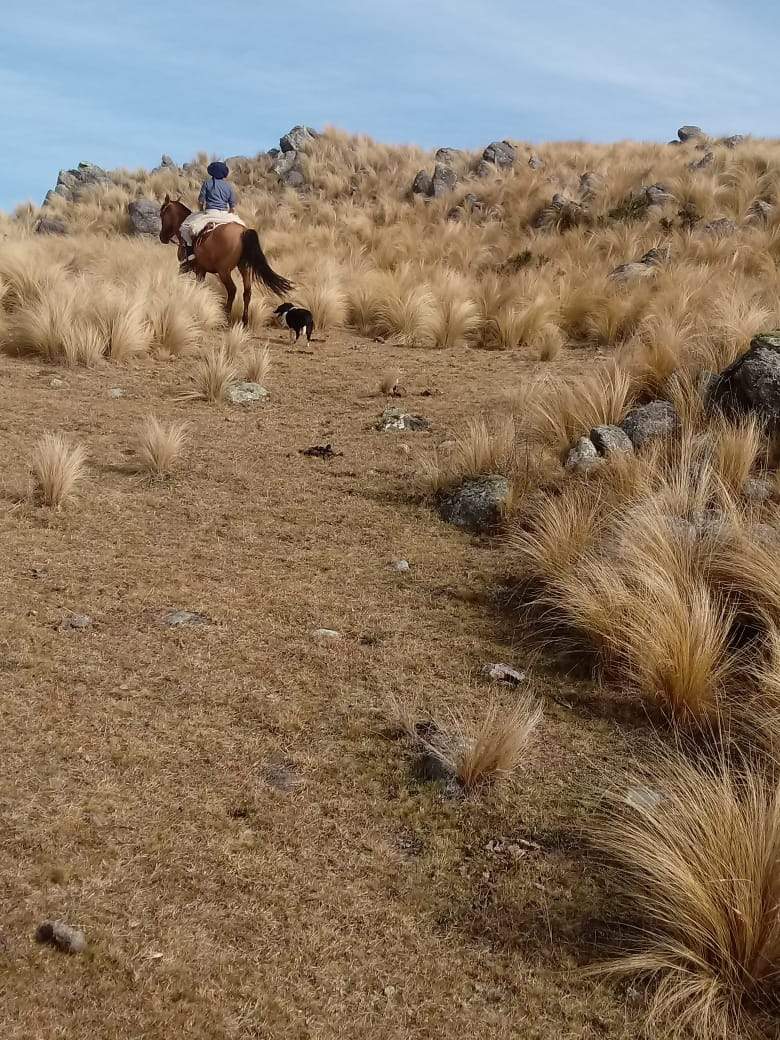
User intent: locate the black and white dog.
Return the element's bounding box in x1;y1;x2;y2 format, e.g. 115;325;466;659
274;303;315;345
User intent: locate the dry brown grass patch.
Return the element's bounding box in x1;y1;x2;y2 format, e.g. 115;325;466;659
136;416;189;478
30;433;87;508
592;749;780;1039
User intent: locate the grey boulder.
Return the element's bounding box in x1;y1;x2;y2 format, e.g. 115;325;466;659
411;169;433;196
280;125;319;153
621;400;680;448
437;475;510;532
35;217;67;235
711;331;780;427
227;381;269;404
591;425;634;456
565;437;600;473
128;198;162;236
431;162;457;197
678;125;705;142
376;407;430;432
482;140;516;169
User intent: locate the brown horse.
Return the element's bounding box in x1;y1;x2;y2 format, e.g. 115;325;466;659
159;197;293;324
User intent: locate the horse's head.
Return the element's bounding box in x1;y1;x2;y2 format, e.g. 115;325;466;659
159;195;188;244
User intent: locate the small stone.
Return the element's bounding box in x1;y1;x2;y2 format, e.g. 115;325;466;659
482;663;526;685
744;477;773;503
752;523;780;550
261;759;302;791
565;437;600;472
722;134;745;149
390;559;410;573
311;627;341;641
527;152;544;170
49;378;67;390
35;920;87;954
226;381;269;405
624;786;662;812
590;425;634;456
163;610;209;627
108;387;126;398
60;614;92;631
376;408;430;432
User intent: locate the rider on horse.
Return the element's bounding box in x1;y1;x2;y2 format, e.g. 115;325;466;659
179;160;239;272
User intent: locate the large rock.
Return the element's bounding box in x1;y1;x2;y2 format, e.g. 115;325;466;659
689;151;714;171
434;147;461;164
621;400;680;448
532;193;586;231
50;161;111;203
281;169;305;188
644;184;676;206
722;135;745;149
528;152;544;170
160;154;176;167
702;217;737;237
272;151;299;177
411;169;433;196
437;475;510;532
678;125;705;142
35;217;67;235
280;125;319;153
747;199;773;224
591;425;634;456
128;198;162;236
608;247;665;283
711;331;780;427
431;162;457;197
564;437;600;473
579;172;603;201
482;140;516;169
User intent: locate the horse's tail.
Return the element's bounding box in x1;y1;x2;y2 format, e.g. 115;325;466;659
240;229;293;296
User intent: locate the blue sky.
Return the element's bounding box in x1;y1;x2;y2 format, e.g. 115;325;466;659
2;0;778;211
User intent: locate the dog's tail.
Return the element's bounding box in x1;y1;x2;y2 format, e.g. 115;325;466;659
240;229;293;296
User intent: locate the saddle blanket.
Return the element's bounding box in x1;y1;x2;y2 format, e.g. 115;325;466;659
181;209;246;241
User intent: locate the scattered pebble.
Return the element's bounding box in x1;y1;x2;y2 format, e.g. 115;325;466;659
162;609;210;628
390;559;410;573
482;662;526;685
226;381;269;405
35;920;87;954
376;407;431;432
299;444;342;460
311;627;341;642
108;387;126;398
60;614;93;631
49;378;67;390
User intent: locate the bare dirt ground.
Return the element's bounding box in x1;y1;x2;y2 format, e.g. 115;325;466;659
0;331;642;1039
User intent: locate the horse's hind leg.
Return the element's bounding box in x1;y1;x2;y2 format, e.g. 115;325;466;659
240;266;252;327
219;270;237;322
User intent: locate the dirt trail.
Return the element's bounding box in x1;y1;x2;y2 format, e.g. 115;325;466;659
0;333;633;1039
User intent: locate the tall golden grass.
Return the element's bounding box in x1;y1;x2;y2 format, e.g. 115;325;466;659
3;128;780;369
31;433;87;507
592;749;780;1040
